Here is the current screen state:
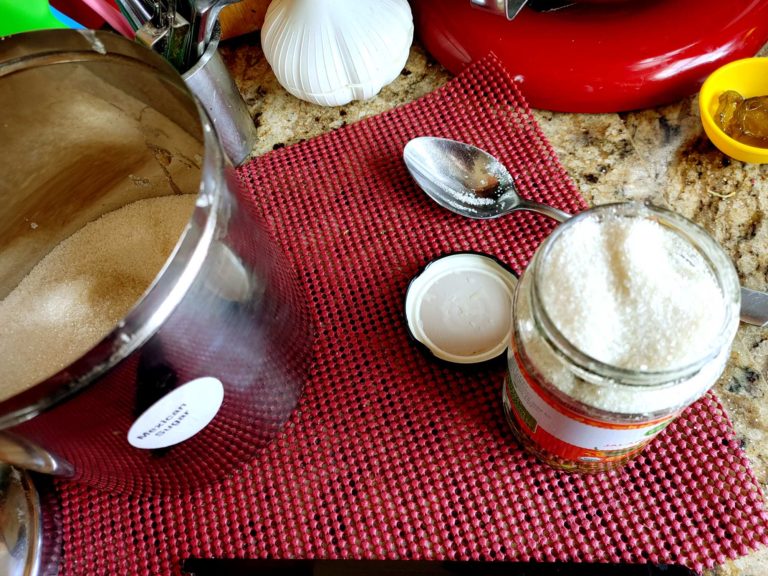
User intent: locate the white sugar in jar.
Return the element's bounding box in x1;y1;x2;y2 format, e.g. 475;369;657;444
503;203;741;473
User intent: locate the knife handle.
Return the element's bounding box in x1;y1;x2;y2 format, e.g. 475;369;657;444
219;0;270;40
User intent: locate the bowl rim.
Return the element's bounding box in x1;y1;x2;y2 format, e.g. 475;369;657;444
699;56;768;157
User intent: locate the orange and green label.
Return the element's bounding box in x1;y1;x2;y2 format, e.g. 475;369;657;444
505;356;675;464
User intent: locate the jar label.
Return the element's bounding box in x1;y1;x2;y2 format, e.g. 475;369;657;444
127;377;224;449
505;361;675;463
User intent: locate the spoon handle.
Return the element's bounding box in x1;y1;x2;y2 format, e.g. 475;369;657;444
517;200;571;223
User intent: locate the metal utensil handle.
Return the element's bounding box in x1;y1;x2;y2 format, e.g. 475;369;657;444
470;0;528;19
115;0;156;31
517;199;571;223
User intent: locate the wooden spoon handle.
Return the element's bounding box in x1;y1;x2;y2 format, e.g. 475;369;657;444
219;0;271;40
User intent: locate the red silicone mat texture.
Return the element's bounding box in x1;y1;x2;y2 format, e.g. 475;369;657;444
54;54;768;575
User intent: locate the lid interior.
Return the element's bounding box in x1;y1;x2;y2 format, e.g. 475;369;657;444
405;253;518;364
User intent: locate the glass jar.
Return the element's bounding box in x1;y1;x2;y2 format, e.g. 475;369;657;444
503;203;741;473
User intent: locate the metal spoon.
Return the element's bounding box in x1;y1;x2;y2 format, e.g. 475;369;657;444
403;136;571;223
402;136;768;327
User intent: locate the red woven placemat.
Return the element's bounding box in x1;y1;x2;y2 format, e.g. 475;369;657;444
54;54;768;575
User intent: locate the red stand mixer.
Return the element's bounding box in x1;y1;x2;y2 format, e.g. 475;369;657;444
410;0;768;112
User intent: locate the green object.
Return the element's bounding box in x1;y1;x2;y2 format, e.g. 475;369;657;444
0;1;68;36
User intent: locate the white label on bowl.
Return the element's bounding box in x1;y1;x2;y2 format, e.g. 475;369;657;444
127;377;224;449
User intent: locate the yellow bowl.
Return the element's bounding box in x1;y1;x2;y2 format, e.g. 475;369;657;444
699;57;768;164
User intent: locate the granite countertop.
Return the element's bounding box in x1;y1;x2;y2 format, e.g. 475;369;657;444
220;35;768;576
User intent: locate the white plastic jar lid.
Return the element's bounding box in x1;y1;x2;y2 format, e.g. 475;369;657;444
405;252;518;364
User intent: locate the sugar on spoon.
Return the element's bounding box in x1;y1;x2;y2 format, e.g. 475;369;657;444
402;136;768;327
403;136;571;223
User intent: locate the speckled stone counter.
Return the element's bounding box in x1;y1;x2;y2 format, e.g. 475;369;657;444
220;36;768;576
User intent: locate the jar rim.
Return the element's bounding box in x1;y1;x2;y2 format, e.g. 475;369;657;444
530;202;741;386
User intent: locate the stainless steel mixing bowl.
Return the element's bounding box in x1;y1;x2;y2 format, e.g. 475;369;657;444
0;29;313;494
